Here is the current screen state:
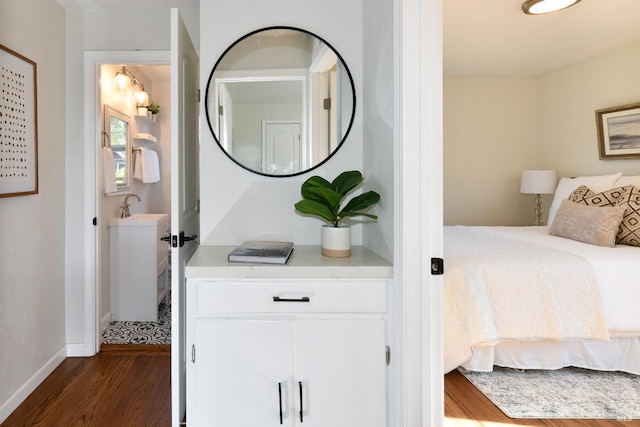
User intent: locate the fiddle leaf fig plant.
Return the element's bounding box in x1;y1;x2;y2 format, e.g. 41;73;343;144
294;170;380;227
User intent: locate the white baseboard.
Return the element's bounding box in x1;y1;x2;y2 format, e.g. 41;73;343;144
65;343;96;357
0;346;66;424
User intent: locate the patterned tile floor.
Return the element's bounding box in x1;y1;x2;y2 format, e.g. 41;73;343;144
101;299;171;345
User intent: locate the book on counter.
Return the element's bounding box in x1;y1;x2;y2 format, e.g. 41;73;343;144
227;240;294;264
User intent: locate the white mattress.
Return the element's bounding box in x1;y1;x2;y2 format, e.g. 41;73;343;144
454;226;640;374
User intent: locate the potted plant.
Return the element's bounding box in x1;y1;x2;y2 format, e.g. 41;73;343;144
136;103;149;116
147;102;160;121
294;170;380;257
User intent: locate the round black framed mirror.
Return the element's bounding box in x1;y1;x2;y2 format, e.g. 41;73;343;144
204;26;356;177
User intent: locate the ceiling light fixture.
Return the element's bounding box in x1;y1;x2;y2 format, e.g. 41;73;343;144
112;66;149;106
522;0;581;15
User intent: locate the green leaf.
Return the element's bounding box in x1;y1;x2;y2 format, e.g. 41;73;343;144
332;171;363;196
306;187;344;213
301;176;333;203
294;199;337;224
339;191;380;217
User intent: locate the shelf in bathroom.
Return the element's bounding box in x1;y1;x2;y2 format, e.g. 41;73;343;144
134;133;158;143
134;114;159;127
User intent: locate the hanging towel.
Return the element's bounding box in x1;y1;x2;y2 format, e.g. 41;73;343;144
103;146;118;194
134;147;160;184
147;149;160;183
133;149;143;181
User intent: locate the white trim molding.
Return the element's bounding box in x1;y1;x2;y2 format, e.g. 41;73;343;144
0;347;66;423
394;0;444;426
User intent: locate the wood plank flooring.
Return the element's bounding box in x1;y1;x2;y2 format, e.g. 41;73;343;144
445;369;631;427
1;345;171;427
3;348;632;427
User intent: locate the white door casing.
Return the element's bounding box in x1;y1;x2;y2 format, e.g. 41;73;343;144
170;8;200;426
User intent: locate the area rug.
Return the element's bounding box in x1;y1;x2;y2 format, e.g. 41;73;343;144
459;366;640;419
101;299;171;345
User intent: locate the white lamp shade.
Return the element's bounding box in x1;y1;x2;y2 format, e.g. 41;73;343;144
522;0;581;15
134;89;149;106
520;169;557;194
113;72;131;91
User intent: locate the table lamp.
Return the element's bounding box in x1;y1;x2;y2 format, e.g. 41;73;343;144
520;169;557;225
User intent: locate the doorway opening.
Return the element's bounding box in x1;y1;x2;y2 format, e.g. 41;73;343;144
86;51;172;353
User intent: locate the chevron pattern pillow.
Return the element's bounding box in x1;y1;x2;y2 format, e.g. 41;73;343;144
616;186;640;247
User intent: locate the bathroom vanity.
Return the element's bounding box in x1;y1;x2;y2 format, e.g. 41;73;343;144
184;245;393;426
110;213;170;321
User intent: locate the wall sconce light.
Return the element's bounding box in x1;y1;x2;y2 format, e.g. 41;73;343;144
112;66;149;106
520;169;557;225
522;0;581;15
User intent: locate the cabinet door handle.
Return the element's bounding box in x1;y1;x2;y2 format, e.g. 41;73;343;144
278;382;284;425
273;296;310;303
299;381;304;423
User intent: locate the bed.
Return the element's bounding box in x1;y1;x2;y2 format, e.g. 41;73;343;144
444;173;640;375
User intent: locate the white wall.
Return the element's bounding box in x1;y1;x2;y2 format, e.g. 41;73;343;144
362;0;395;261
0;0;67;419
444;77;538;225
443;40;640;226
537;39;640;179
199;0;365;246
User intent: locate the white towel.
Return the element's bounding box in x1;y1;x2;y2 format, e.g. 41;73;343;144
133;149;143;181
134;147;160;184
103;147;118;194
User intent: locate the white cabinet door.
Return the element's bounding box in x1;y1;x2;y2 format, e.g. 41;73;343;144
293;319;387;427
191;319;293;427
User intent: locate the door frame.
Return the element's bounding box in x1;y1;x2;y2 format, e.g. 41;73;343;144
83;50;171;355
393;0;444;426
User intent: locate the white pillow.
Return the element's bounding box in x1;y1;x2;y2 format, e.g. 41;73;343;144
547;172;622;224
616;176;640;188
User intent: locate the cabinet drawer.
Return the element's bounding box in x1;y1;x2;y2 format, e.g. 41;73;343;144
194;280;387;314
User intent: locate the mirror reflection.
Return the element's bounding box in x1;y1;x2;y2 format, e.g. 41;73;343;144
205;26;356;176
104;105;131;193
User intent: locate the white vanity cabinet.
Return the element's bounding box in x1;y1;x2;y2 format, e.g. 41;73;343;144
185;246;393;427
109;213;170;321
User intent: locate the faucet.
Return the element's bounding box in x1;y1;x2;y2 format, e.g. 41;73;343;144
120;193;141;218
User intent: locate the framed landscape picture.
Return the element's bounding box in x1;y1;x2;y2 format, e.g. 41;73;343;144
0;44;38;197
596;102;640;159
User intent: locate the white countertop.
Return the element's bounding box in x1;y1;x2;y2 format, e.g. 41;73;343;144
186;245;393;279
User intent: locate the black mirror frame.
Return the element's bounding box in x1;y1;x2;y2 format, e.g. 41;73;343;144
204;25;357;178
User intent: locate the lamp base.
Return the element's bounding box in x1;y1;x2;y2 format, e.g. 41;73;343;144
535;193;543;226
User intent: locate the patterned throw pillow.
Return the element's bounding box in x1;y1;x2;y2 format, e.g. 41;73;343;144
616;186;640;247
567;185;628;207
549;199;626;247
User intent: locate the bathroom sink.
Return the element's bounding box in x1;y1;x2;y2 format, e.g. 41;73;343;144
127;214;167;221
109;213;168;227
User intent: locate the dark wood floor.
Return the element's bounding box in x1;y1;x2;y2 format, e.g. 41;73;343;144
3;348;632;427
445;369;631;427
1;345;171;427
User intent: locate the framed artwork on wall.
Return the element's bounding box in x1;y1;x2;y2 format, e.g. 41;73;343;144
0;43;38;197
596;102;640;159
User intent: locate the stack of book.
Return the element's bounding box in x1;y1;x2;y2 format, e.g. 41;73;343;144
227;241;294;264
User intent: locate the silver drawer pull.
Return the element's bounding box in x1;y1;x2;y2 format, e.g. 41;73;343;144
273;296;310;303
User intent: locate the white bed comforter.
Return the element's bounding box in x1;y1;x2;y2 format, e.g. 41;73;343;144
443;226;640;373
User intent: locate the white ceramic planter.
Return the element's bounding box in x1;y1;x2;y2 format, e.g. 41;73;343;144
321;225;351;258
137;106;148;116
